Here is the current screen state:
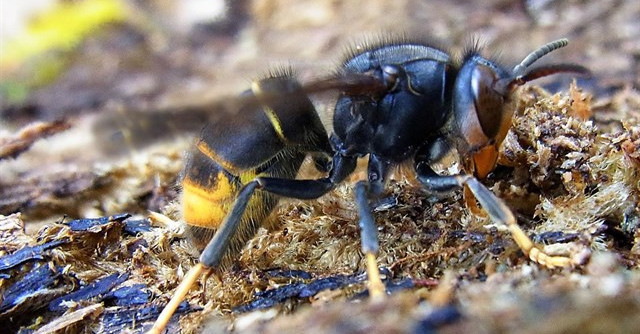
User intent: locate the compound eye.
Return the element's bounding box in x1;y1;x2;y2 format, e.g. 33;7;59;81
466;64;517;179
470;65;505;140
381;64;401;91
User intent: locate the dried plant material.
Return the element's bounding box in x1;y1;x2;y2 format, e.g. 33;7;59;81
429;270;456;307
0;170;108;217
227;291;423;334
0;212;198;332
0;140;185;226
0;120;70;160
1;1;639;333
32;303;104;334
2;82;640;334
0;213;31;254
505;86;598;193
569;80;592;120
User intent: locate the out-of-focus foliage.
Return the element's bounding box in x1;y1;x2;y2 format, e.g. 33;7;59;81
1;0;126;69
1;0;126;103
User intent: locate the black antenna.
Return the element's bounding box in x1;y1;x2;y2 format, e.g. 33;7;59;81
512;38;569;77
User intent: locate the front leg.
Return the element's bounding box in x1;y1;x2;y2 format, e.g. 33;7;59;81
416;161;578;269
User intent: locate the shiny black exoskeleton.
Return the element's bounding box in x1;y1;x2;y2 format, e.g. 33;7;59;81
333;45;452;162
151;38;589;333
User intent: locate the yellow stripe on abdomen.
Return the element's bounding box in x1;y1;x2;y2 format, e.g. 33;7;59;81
181;169;260;229
181;172;237;229
251;80;287;143
196;140;240;175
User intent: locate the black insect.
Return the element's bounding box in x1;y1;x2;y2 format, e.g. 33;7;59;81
149;37;589;333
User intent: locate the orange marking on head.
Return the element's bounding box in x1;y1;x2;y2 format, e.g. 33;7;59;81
472;145;499;179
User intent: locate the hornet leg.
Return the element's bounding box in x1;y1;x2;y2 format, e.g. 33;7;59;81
416;162;576;269
149;154;356;334
355;181;386;300
352;154;394;300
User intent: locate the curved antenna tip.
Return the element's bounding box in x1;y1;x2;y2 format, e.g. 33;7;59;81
513;38;570;76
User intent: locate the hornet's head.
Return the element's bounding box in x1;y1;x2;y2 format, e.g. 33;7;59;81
452;39;590;178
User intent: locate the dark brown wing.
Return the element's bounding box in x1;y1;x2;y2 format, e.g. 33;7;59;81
92;72;385;156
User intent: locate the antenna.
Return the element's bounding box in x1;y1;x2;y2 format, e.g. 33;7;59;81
512;38;569;77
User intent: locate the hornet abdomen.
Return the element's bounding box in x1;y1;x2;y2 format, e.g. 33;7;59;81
181;72;330;267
